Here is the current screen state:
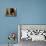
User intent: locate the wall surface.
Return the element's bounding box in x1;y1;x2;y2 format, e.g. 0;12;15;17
0;0;46;44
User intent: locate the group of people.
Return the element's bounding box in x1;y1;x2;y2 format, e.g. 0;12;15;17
6;8;16;16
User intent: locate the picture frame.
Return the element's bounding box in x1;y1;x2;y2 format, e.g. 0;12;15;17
5;8;16;16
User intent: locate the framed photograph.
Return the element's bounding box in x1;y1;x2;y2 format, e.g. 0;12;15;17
6;8;16;16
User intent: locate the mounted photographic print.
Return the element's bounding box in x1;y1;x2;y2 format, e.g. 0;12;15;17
18;24;46;41
6;8;16;16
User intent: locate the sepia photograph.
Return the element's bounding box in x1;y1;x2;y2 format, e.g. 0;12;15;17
6;8;16;16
